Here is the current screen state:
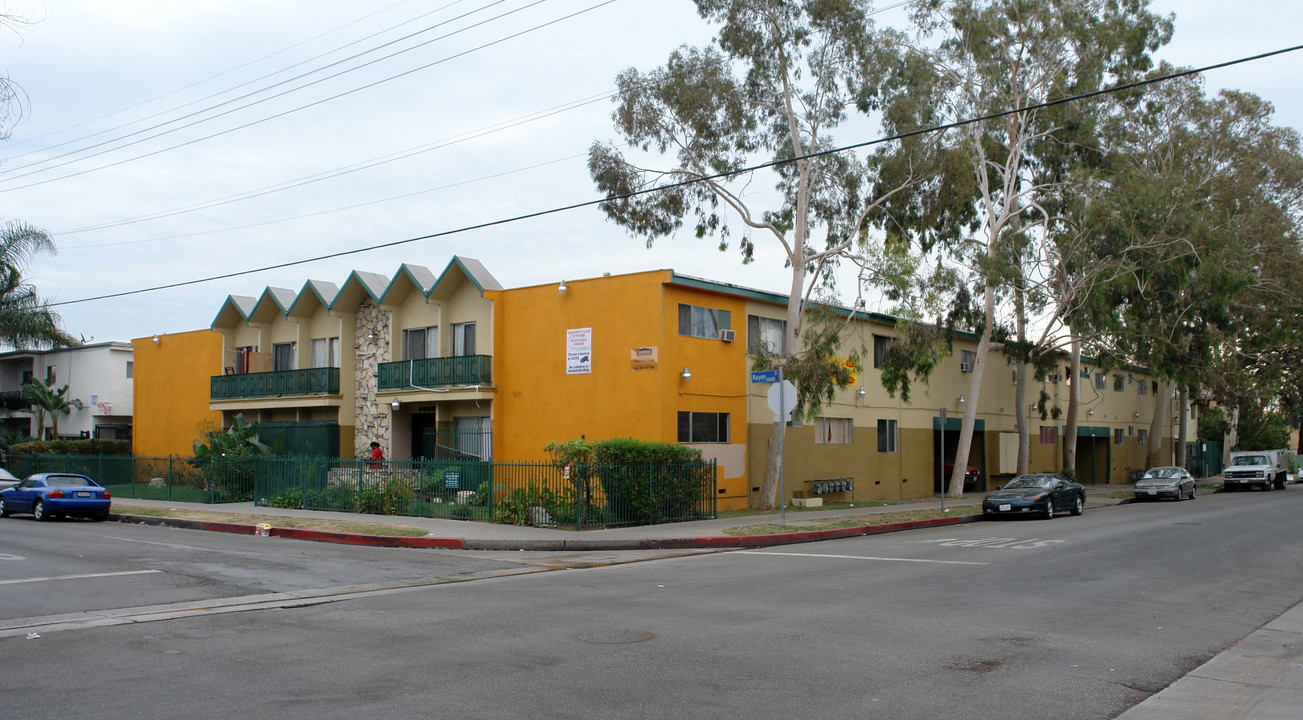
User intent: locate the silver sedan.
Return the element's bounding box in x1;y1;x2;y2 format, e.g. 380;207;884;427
1134;466;1196;501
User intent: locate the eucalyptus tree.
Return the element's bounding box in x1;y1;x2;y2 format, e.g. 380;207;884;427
589;0;924;510
1085;73;1303;467
873;0;1171;496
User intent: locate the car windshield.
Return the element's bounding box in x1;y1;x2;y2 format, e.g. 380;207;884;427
1143;468;1180;479
47;475;93;487
1231;455;1266;466
1005;475;1053;489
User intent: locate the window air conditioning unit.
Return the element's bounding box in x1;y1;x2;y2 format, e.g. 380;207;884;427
960;360;972;372
718;329;736;342
1049;373;1062;382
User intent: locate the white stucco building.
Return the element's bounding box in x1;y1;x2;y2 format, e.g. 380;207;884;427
0;341;134;441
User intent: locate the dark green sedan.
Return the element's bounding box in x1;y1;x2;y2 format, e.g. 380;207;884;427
982;473;1085;519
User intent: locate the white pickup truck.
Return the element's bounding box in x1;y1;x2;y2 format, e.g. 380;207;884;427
1223;449;1290;491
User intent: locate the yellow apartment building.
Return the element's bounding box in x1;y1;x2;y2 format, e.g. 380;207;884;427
138;256;1192;511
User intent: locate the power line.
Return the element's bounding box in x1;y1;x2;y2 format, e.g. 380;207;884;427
3;0;432;158
50;43;1303;308
0;0;554;189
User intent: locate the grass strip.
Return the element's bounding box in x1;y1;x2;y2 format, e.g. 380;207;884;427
113;504;430;537
724;506;982;536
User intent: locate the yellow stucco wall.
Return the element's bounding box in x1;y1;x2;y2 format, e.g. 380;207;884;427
131;330;223;457
493;271;750;507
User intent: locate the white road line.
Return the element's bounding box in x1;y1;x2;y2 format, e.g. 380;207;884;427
0;569;162;586
736;551;989;566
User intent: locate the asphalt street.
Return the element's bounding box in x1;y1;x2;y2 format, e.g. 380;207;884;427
2;487;1300;719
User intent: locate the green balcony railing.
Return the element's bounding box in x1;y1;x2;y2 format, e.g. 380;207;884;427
378;355;492;390
211;367;340;400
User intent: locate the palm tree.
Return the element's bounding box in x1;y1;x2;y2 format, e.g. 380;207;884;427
0;220;76;349
21;377;82;439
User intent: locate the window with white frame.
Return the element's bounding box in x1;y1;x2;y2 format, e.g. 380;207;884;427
1095;372;1106;390
677;411;730;443
452;322;476;356
1138;429;1148;445
815;417;853;445
678;304;731;340
1114;428;1124;444
1039;426;1058;444
1113;374;1123;392
876;419;898;453
961;350;976;373
125;361;134;379
747;315;786;354
402;326;438;360
1138;381;1148;396
234;346;253;374
312;337;342;368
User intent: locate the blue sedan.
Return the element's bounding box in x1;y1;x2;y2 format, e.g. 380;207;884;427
0;473;112;521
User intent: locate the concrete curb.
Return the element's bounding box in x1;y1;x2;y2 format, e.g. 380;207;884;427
109;512;984;552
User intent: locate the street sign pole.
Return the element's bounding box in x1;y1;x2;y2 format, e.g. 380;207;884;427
939;406;947;514
778;367;786;528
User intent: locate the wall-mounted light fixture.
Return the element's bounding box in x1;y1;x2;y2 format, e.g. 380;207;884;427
1031;402;1039;411
391;397;400;410
1134;410;1140;418
558;280;568;296
858;386;866;398
681;366;692;382
152;334;160;344
958;395;966;406
1088;408;1095;416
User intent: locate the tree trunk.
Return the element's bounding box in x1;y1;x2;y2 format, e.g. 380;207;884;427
1224;406;1239;467
1014;358;1028;474
1175;386;1188;468
757;249;807;511
947;285;995;499
1146;380;1170;469
1063;333;1080;474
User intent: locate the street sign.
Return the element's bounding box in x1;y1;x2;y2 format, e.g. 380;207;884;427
751;369;781;384
767;380;797;421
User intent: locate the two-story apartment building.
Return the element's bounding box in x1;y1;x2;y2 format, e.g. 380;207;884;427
0;341;135;441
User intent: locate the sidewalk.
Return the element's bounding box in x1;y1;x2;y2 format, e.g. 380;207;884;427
106;483;1135;550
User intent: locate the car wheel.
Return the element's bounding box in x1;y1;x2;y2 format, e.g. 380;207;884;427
1070;494;1084;516
1190;484;1196;499
33;499;49;521
1263;481;1272;492
94;511;108;522
1042;499;1055;520
0;497;8;517
1174;486;1182;501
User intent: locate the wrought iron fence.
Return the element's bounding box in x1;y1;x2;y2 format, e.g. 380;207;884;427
12;454;717;528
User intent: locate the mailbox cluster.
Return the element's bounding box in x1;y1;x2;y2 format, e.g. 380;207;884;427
811;479;854;495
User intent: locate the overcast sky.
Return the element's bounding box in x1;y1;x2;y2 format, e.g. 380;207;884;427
1;0;1299;344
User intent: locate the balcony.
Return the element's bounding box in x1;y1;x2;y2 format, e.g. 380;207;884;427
211;367;340;401
378;355;492;390
0;391;28;411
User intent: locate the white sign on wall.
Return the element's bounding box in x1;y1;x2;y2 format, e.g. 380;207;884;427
566;328;592;375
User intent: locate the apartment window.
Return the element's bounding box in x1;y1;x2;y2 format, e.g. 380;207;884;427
1114;428;1124;445
873;335;893;368
1138;381;1148;396
961;350;976;373
125;361;134;379
677;411;730;443
452;322;476;356
1094;372;1106;390
1039;426;1059;445
402;327;438;360
1152;381;1159;396
815;417;853;445
747;315;786;354
1138;429;1148;446
1064;365;1072;386
877;419;898;453
46;365;56;383
1113;374;1123;392
272;342;296;372
678;304;731;340
311;338;342;368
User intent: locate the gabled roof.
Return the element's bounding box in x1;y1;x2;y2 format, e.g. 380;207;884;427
331;270;391;312
248;286;297;324
380;263;437;305
288;279;340;317
428;256;502;301
211;295;258;328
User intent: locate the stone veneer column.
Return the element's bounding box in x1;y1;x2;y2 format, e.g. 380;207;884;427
355;298;392;457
